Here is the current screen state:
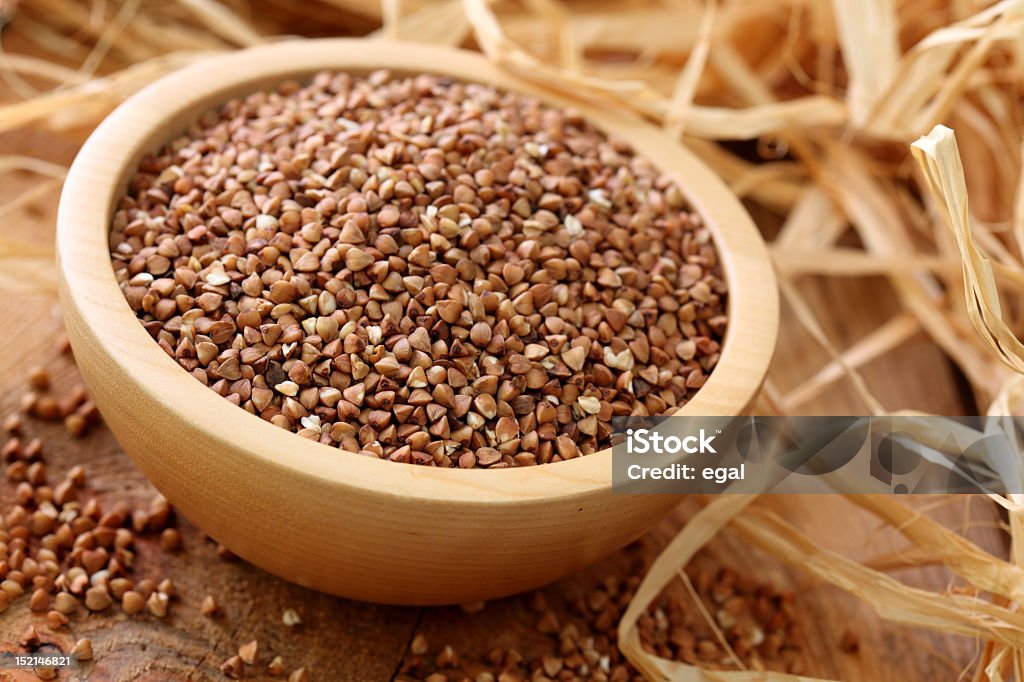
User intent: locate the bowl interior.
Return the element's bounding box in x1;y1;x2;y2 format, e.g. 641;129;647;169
57;39;778;504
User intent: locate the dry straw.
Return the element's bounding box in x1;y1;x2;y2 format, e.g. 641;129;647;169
6;0;1024;678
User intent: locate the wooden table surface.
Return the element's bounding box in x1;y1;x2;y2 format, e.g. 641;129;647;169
0;63;1006;682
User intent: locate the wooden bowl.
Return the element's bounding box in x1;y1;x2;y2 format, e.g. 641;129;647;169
56;39;778;605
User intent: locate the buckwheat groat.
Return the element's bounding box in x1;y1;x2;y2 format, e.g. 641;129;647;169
110;71;727;468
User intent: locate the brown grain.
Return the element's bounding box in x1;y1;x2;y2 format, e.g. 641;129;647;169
122;590;146;615
239;639;259;665
221;654;244;679
201;594;220;617
268;656;287;676
109;71;727;469
72;638;94;661
0;358;207;672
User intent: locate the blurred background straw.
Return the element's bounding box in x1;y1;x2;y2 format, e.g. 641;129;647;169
5;0;1024;679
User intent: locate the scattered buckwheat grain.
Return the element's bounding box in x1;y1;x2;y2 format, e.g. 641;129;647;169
221;654;244;679
72;638;94;661
268;655;287;676
201;594;220;617
239;640;259;665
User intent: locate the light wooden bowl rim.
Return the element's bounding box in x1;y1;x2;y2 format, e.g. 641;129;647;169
57;39;778;505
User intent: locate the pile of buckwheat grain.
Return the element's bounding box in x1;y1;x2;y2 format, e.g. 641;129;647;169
109;71;727;468
3;370;180;678
395;557;804;681
2;356;312;681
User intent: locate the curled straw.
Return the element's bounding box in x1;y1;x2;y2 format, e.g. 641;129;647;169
7;0;1024;678
912;126;1024;376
